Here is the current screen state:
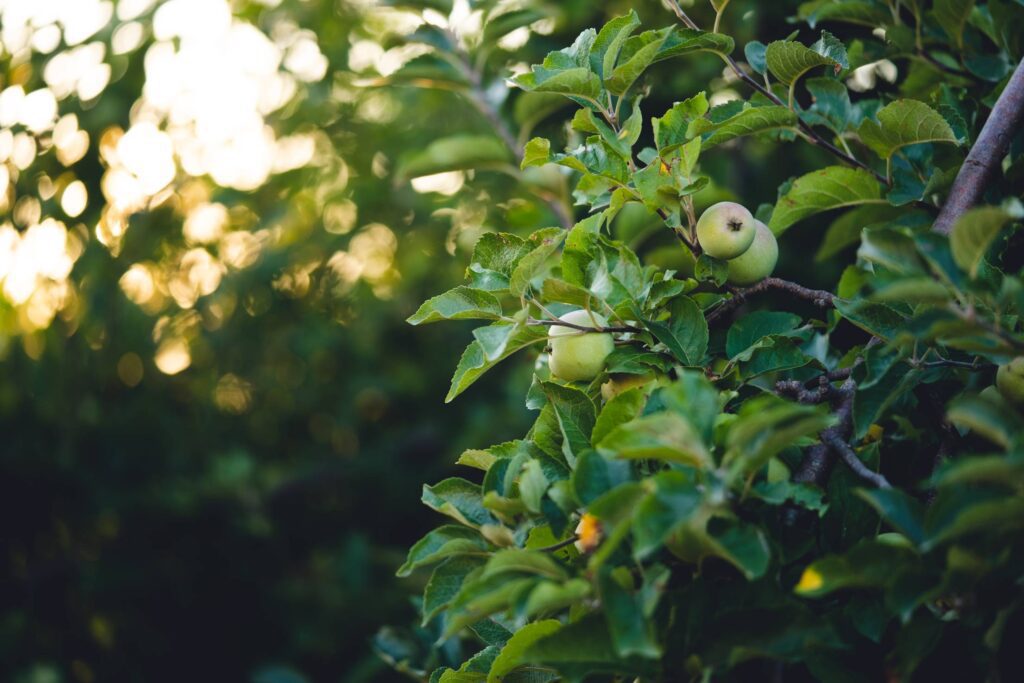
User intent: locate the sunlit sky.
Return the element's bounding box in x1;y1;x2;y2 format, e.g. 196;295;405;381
0;0;336;374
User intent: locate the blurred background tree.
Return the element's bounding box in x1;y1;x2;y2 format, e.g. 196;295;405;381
0;0;916;680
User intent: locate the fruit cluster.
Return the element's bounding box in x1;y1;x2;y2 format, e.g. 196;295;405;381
546;202;778;385
696;201;778;286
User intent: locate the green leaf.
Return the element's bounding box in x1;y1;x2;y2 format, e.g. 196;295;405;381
925;489;1024;548
481;550;567;582
605;347;673;375
658;372;720;445
510;228;567;296
766;33;845;86
447;326;548;402
833;299;908;341
805;77;852;132
521;137;552;169
423;557;485;625
514;67;603;101
799;1;891;28
473;323;525;363
740;337;815;378
694;254;728;286
857;226;927;275
397;135;512;179
523;579;591;618
653;28;734;62
950;207;1011;278
423;478;495;527
947;393;1021;450
725;398;835;477
593;388;647;444
769;166;884;235
468;232;534;291
518;459;549;514
644;296;709;365
598;412;712;468
751;480;827;513
572;450;634;506
445;575;538;636
858;100;960;161
706;517;772;579
457;449;497;471
815;204;901;261
523;615;659;678
590;11;642;78
408;287;503;325
745;41;768;75
540;381;597;462
483;8;546;43
398;526;490;577
853;365;920;439
870;277;952;305
794;541;918;597
631;471;703;559
598;569;662;658
856;488;927;546
933;0;976;49
726;311;803;359
653;93;710;150
633;160;677;212
606;27;670;95
687;105;798;148
487;620;563;683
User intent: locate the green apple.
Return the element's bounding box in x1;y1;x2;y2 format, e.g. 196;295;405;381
996;357;1024;406
548;309;615;382
726;219;778;286
600;372;656;402
695;201;756;260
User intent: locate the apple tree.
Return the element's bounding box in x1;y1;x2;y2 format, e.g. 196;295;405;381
384;0;1024;680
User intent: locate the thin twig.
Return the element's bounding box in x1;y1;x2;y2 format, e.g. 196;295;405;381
527;318;641;334
824;433;893;488
933;57;1024;234
536;536;579;553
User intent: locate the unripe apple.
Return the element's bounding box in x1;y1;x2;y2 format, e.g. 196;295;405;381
726;220;778;286
600;372;656;402
695;201;756;260
548;309;615;382
996;357;1024;406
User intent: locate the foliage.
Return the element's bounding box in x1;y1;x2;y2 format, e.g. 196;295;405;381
393;1;1024;681
0;0;626;680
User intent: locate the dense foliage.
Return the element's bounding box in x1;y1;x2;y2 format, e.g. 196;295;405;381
391;1;1024;681
1;1;618;680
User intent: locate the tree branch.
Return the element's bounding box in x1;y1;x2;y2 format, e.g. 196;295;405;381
777;374;840;405
793;378;856;487
933;58;1024;235
823;433;893;489
706;277;836;324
